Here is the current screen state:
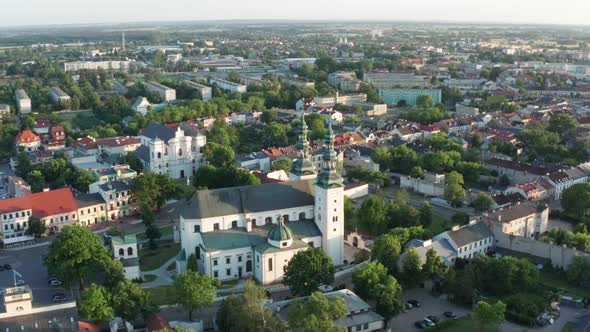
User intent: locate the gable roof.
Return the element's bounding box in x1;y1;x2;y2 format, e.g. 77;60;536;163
0;188;78;217
140;123;177;141
181;180;315;220
16;130;40;144
446;222;493;248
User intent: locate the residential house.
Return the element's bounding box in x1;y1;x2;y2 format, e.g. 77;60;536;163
432;221;494;260
75;193;107;226
482;203;549;239
92;180;134;221
15;130;41;152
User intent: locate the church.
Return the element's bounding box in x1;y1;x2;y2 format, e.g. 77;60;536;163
176;115;345;284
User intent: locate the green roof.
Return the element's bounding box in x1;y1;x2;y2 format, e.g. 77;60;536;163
268;217;293;242
111;234;138;245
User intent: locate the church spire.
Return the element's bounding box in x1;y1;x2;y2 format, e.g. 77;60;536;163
289;112;316;180
316;116;343;188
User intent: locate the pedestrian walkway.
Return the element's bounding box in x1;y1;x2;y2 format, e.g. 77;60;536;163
140;255;177;288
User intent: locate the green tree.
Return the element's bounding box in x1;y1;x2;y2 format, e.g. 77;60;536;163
119;152;144;173
419;202;433;227
371;234;401;275
401;247;422;288
217;279;286;332
352;262;404;319
79;284;115;323
187;254;198;272
131;173;180;210
473;192;494;212
561;183;590;221
444;171;465;207
474;300;506;331
566;255;590;286
356;195;389;235
260;110;277;124
44;225;112;290
272;158;292;173
416;95;434;108
25;216;46;237
547;113;576;136
202;142;236;168
283;248;335;296
174;271;217;321
15;152;32;177
111;280;153;321
286;292;348;332
27;169;46;193
145;224;162;249
422;248;447;280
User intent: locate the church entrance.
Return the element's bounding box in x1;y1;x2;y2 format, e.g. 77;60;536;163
246;260;252;272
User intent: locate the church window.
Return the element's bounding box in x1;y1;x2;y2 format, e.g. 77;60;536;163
238;256;243;262
317;214;321;221
214;223;220;231
194;225;200;233
127;247;133;256
157;152;161;159
178;148;183;156
333;216;338;222
119;248;124;256
226;257;231;264
308;241;314;247
333;228;337;232
231;220;238;228
268;258;273;272
213;259;218;266
226;268;231;276
213;271;218;278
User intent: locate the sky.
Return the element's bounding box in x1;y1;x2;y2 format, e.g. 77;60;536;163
2;0;590;27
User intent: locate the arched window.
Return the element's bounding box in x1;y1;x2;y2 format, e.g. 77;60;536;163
119;248;124;256
127;247;133;256
178;148;183;156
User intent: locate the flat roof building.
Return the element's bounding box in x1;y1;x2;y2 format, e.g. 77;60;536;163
379;88;441;106
181;80;212;100
209;78;247;93
15;89;31;114
145;81;176;102
49;87;71;104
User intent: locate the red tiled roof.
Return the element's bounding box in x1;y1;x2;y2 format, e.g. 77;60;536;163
50;126;64;134
0;188;77;217
73;136;97;150
16;130;40;144
145;314;171;332
97;136;140;148
34;119;51;128
78;322;100;332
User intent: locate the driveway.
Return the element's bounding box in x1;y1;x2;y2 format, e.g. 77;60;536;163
388;288;471;331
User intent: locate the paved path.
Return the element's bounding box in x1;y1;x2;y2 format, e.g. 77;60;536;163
140;255;177;288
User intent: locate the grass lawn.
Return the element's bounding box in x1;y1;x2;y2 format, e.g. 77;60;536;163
143;274;157;282
144;285;177;306
539;269;590;299
219;279;240;289
424;316;500;332
427;215;451;236
139;240;180;271
561;321;577;332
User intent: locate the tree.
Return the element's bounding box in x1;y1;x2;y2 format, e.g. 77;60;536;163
202;142;236;168
27;169;46;193
474;300;506;331
422;249;447;280
44;225;112;290
416;95;434;108
187;254;198;272
272;158;292;173
174;271;217;321
548;113;576;136
193;165;261;189
286;292;348;332
566;256;590;286
356;195;389;235
561;183;590;220
25;216;46;237
473;192;494;212
444;171;465;207
217;280;286;332
79;284;114;323
401;248;422;288
131;173;181;210
419;202;433;227
120;152;144;173
352;262;404;319
111;280;153;321
261;110;277;124
283;248;335;296
371;234;401;275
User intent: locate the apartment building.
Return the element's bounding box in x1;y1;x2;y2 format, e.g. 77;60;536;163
145;81;176;102
482;203;549;239
62;60;134;72
209;78;247;93
379;88;441;106
75;193;107;226
181;80;212;100
49;87;71;104
15;89;31;114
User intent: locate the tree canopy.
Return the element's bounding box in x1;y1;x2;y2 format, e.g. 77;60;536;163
174;271;217;321
286;292;348;332
283;248;336;296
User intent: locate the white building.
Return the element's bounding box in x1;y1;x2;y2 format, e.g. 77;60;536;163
134;123;206;180
145;81;176;102
63;60;134;72
177;121;345;284
49;87;71;104
15;89;31;114
209;78;247;93
181;80;212;101
111;234;140;280
482;203;549;239
433;221;494;260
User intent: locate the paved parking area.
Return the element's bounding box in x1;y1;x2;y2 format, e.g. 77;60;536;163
388;288;471;331
0;245;69;305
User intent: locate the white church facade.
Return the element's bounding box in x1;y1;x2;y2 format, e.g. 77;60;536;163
177;115;344;284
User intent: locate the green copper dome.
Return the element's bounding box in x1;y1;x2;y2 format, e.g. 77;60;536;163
268;216;293;242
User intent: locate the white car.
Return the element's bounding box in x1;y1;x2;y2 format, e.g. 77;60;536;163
48;279;62;286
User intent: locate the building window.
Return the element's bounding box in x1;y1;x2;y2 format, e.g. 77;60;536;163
194;225;200;233
127;247;133;256
226;268;231;276
268;258;273;272
363;323;369;329
265;217;272;225
238;256;242;262
157;152;161;159
226;257;230;264
231;220;237;228
213;259;218;266
282;242;287;247
119;248;124;256
308;241;314;247
333;216;338;222
178;148;183;156
356;325;362;331
213;271;218;278
214;223;220;231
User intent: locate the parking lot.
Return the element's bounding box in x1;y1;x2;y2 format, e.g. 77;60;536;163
388;287;471;331
0;245;69;305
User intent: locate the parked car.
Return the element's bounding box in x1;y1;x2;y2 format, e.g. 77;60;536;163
422;318;435;327
15;279;25;286
414;321;427;329
407;299;421;307
3;264;12;270
427;315;440;323
405;303;413;310
52;293;66;303
444;311;457;319
49;279;62;286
